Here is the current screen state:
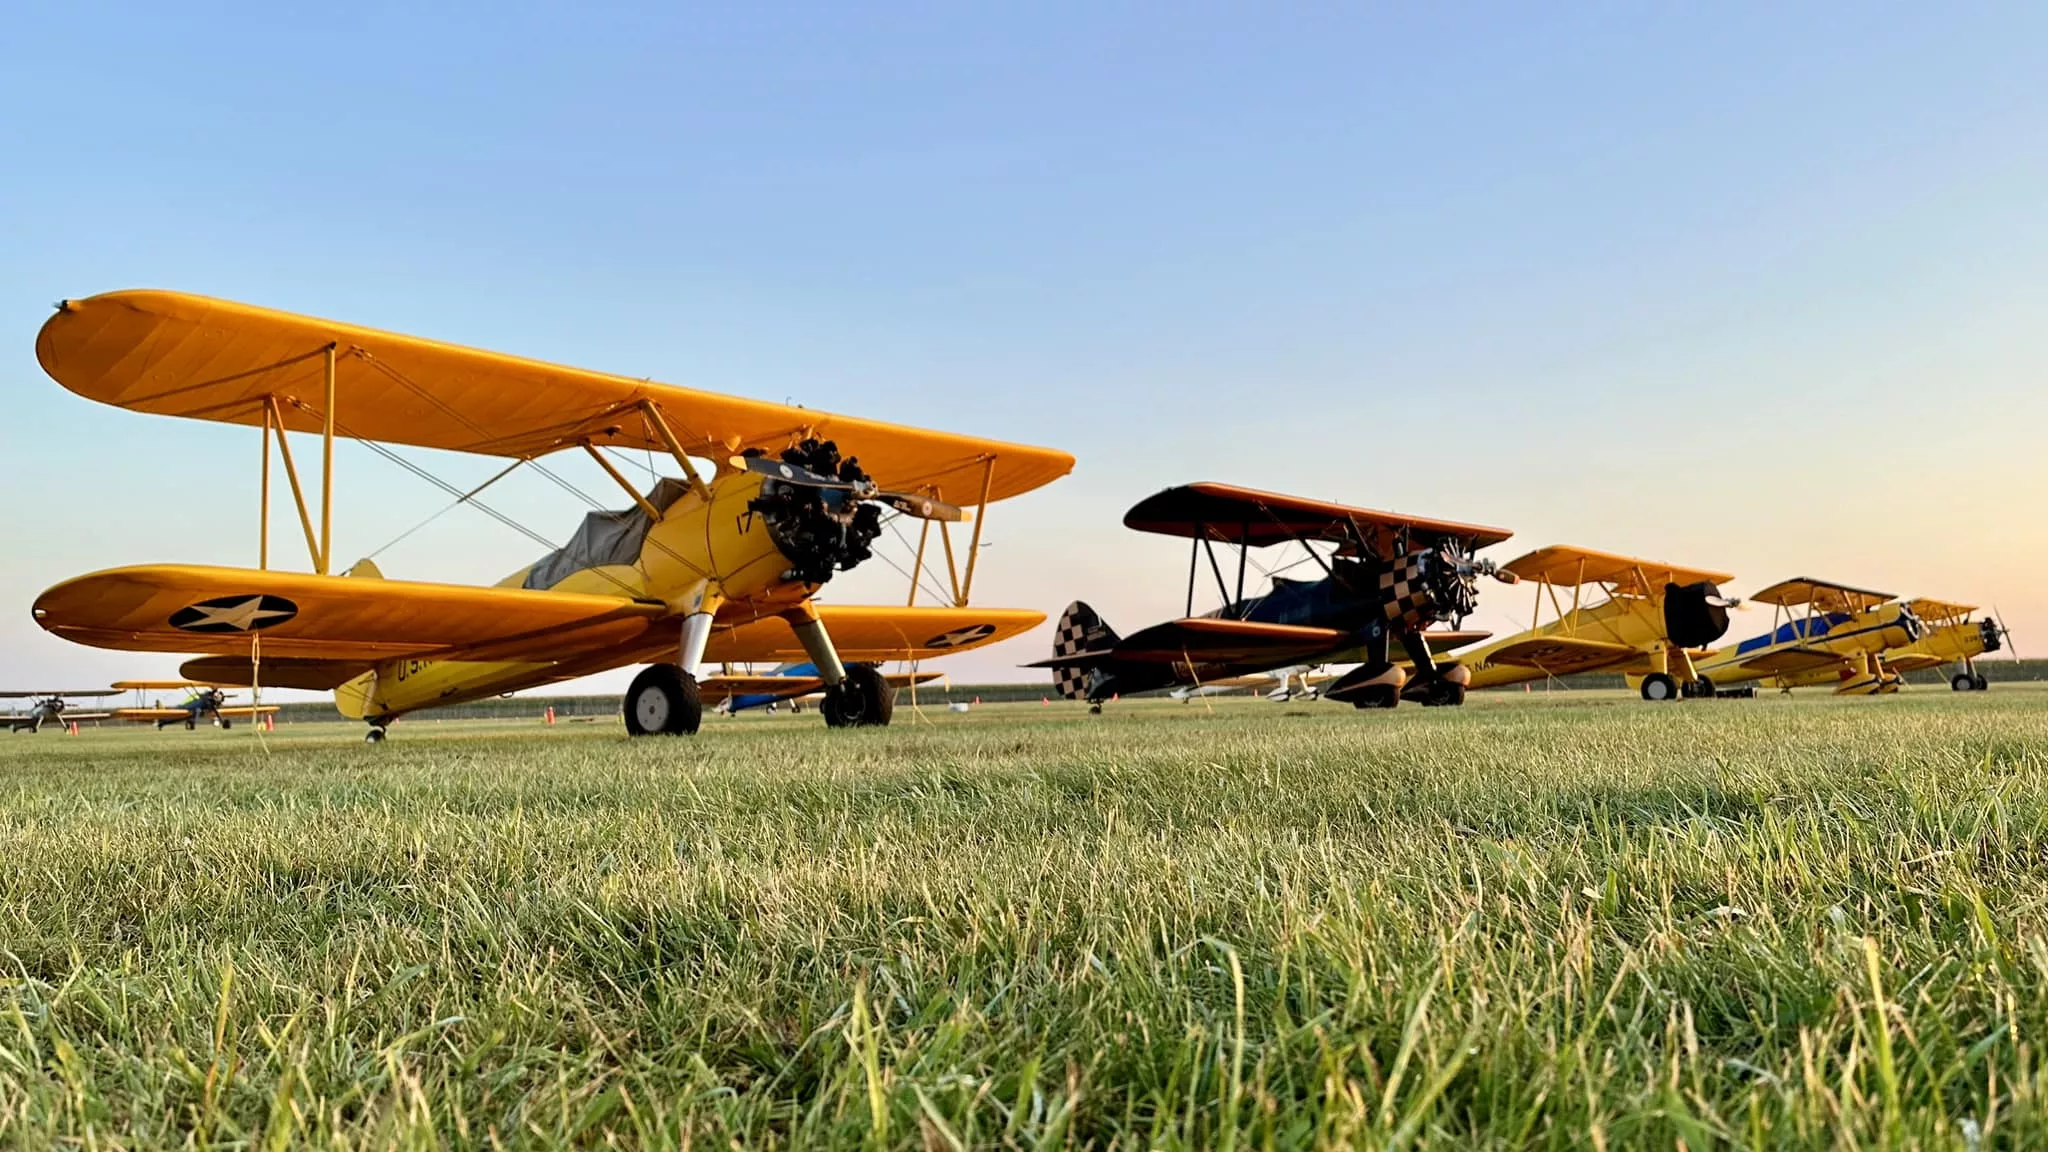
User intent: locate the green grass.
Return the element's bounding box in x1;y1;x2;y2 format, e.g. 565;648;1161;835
3;689;2047;1148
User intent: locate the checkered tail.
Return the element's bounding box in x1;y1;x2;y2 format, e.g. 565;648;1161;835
1049;601;1118;701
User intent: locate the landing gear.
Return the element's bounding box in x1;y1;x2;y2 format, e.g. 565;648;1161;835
624;664;703;736
1953;673;1990;692
1682;676;1716;699
823;664;894;728
364;726;387;745
1640;673;1678;702
219;717;232;730
1089;703;1103;715
185;719;197;730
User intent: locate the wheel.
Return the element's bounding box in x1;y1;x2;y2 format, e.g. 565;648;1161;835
1974;675;1990;691
1416;679;1465;707
1952;673;1973;692
185;719;197;730
1685;676;1716;699
1349;685;1400;710
220;717;232;730
822;665;894;728
1640;673;1678;702
624;664;703;736
1088;703;1103;715
364;727;386;745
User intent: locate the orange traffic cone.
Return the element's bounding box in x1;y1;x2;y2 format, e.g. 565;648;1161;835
1041;697;1049;706
264;714;275;732
66;722;79;736
544;706;556;725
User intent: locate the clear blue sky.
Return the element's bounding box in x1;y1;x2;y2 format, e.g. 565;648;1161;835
4;4;2045;694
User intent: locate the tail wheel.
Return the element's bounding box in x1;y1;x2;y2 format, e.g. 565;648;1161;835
624;664;703;736
823;665;894;728
220;718;232;730
364;727;387;745
1640;673;1678;702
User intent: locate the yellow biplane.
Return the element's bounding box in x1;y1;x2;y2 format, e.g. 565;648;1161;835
1443;545;1737;701
1764;598;2008;694
107;680;283;729
30;290;1072;741
1687;578;1922;695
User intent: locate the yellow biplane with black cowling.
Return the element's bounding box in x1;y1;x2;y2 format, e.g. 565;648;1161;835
1436;545;1738;701
30;290;1072;742
1764;598;2008;694
1682;578;1924;696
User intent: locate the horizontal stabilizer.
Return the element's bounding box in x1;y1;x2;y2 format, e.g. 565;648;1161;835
180;656;374;691
1111;618;1350;665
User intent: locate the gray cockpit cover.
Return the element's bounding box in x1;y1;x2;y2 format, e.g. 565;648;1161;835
523;478;692;590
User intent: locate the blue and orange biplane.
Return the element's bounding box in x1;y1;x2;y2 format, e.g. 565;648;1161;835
1032;483;1509;710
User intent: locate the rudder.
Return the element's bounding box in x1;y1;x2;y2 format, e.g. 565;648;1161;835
1049;601;1118;701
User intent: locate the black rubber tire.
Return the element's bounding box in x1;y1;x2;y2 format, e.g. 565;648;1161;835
364;727;386;745
1088;703;1103;715
1640;673;1678;702
1952;673;1973;692
185;719;197;730
1688;676;1716;699
220;717;232;730
1974;675;1990;691
1349;685;1401;710
823;665;894;728
623;664;703;736
1417;679;1465;707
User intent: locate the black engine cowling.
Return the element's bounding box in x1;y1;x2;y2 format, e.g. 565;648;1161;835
748;439;883;585
1662;581;1731;649
1980;618;2004;654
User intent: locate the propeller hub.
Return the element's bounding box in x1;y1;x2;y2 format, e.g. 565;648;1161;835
747;440;884;585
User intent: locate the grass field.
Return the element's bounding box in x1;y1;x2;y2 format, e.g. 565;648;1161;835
3;688;2047;1148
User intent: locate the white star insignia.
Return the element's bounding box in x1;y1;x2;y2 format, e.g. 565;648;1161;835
184;597;293;631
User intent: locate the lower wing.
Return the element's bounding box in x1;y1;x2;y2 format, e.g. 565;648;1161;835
34;564;666;663
1735;647;1845;676
705;606;1043;663
1481;637;1646;676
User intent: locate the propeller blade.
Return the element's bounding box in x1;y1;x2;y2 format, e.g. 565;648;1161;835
728;454;858;490
1995;605;2019;661
874;491;969;522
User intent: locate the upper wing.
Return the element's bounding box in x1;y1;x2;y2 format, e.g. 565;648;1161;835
0;689;121;698
1736;647;1846;676
37;291;1073;503
1748;578;1893;613
705;606;1043;664
33;564;666;662
1500;545;1732;596
1122;483;1511;551
1108;618;1353;665
1900;598;1975;625
1481;637;1645;676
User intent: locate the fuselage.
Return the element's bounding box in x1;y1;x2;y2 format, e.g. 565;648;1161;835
336;470;816;721
1770;618;1994;691
1693;602;1921;687
1455;595;1671;690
